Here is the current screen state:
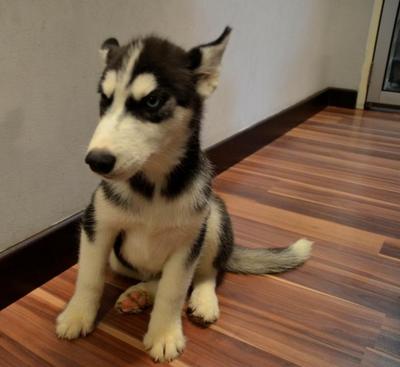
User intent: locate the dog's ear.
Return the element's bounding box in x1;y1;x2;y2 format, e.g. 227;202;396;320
99;37;120;63
188;27;231;98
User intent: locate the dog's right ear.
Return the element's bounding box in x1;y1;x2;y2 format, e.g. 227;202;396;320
99;37;120;64
187;27;231;98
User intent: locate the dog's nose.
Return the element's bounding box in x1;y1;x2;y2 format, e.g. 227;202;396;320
85;150;116;174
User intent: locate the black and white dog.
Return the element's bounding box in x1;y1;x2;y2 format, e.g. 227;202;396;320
56;27;312;362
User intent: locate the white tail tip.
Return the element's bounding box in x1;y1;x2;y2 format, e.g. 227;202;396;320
291;238;313;261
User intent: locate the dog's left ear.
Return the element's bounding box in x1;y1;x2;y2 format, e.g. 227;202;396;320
188;27;231;98
99;37;120;64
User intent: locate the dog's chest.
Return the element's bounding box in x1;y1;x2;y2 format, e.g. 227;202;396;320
120;224;178;274
117;198;202;274
98;181;205;273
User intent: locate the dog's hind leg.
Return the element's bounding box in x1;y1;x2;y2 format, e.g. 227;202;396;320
187;266;219;326
115;280;158;314
187;199;225;326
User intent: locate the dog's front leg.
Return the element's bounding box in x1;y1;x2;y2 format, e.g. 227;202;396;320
56;204;116;339
143;244;197;362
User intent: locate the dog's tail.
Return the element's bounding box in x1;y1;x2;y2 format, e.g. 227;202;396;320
224;238;313;274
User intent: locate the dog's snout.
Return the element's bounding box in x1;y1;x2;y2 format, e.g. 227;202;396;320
85;150;116;174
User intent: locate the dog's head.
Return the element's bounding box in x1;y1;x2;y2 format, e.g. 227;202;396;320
85;27;231;180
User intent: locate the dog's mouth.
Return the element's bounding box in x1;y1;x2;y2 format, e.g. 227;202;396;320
96;162;141;181
99;172;117;180
97;170;130;181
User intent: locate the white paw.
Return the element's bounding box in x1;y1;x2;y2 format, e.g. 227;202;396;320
143;324;186;362
115;286;152;314
56;300;97;339
188;288;219;325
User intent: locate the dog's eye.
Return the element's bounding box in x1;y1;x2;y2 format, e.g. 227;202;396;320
145;94;161;109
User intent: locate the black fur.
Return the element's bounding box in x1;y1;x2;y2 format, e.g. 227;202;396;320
101;37;119;50
100;37;120;64
161;97;205;199
199;26;232;48
161;137;201;199
99;92;113;116
124;91;174;123
113;232;136;271
98;28;230;118
103;43;130;72
111;36;201;124
186;219;208;267
100;181;129;209
98;34;212;199
82;195;96;242
193;180;212;212
131;37;195;107
129;171;155;199
213;195;234;273
96;42;131;114
97;32;224;204
188;26;232;70
187;48;202;70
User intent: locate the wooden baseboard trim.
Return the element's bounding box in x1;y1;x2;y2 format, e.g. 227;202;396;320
208;87;357;174
0;87;356;309
326;88;357;109
0;214;81;309
208;88;328;174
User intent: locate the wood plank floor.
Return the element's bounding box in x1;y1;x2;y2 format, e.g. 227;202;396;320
1;106;400;367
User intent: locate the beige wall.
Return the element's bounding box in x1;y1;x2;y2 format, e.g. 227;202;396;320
327;0;375;89
0;0;373;252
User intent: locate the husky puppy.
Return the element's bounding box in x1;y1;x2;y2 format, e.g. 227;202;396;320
56;27;312;362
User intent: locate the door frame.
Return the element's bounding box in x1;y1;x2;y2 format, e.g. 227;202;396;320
367;0;400;106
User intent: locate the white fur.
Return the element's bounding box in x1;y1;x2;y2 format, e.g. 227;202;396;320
101;166;209;362
131;73;157;100
89;42;191;182
143;244;197;361
101;70;117;98
57;161;211;361
121;42;143;87
99;48;109;62
187;198;222;322
195;33;230;98
97;177;207;274
98;182;206;362
188;278;219;322
89;104;190;177
55;31;312;364
57;32;231;364
291;238;313;260
109;250;139;278
57;191;118;339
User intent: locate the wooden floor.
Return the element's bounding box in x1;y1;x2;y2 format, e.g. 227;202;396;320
1;106;400;367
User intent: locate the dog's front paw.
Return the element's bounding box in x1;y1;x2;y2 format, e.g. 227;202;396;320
56;300;97;339
143;324;186;362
